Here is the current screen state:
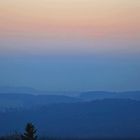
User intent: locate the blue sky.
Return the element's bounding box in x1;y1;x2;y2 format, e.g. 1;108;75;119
0;53;140;92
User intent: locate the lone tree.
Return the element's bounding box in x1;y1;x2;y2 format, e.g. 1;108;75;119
21;123;37;140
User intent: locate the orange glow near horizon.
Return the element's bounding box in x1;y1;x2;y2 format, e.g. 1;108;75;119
0;0;140;38
0;0;140;55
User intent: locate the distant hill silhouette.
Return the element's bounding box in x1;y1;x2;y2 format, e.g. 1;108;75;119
80;91;140;101
0;93;81;110
0;89;140;110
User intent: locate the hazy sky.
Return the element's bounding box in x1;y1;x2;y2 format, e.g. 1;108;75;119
0;0;140;92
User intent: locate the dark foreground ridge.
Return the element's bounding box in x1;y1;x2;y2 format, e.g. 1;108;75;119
0;99;140;138
0;123;140;140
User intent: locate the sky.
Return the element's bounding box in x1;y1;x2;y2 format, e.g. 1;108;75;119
0;0;140;92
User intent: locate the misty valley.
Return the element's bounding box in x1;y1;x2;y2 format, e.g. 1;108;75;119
0;89;140;139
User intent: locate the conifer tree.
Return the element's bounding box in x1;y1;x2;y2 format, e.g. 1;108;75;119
21;123;37;140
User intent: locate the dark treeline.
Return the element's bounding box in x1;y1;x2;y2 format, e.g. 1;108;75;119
1;136;140;140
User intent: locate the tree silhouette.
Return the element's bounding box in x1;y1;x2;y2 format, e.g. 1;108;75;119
21;123;37;140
